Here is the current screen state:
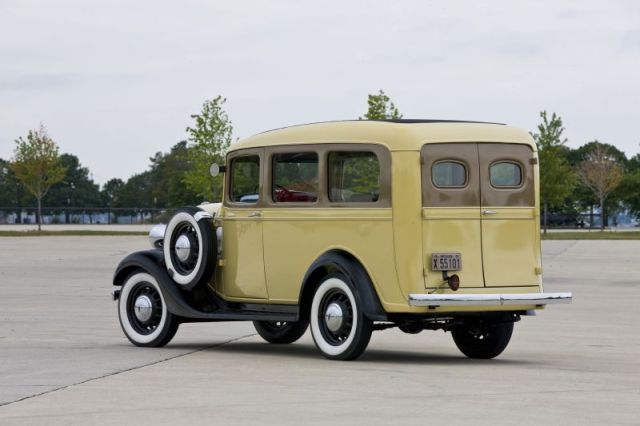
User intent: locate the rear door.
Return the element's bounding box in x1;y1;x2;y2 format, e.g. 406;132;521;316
478;143;539;287
421;144;484;288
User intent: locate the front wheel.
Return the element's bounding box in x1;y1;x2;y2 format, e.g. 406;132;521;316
451;321;513;359
253;320;309;344
118;271;179;347
309;273;372;360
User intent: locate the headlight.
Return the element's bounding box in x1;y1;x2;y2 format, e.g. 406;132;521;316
149;224;166;249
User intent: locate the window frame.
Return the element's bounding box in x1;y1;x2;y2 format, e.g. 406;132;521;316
254;143;391;208
488;160;524;189
430;160;469;189
225;148;265;208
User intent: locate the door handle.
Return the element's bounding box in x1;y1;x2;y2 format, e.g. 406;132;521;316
482;210;497;215
248;211;262;218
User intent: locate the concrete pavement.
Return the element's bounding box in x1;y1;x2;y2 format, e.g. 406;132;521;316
0;237;639;425
0;224;152;232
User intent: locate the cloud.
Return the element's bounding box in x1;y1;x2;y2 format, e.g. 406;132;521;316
0;0;639;184
0;72;77;92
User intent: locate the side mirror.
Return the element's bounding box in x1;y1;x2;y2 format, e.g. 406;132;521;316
210;163;226;177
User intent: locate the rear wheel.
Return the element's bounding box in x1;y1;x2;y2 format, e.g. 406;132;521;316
451;321;513;359
118;271;179;347
253;320;308;344
309;273;372;360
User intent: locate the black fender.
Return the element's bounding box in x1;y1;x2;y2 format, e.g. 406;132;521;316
298;250;387;322
112;249;215;319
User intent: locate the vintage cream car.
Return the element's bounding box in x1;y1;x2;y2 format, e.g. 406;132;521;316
113;120;572;360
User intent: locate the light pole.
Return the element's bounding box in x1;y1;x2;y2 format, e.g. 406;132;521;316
0;167;7;223
68;182;75;224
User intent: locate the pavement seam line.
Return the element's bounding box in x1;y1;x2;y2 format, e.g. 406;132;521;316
550;240;579;259
0;332;257;408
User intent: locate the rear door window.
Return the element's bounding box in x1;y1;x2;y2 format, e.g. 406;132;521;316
432;161;467;188
490;162;522;187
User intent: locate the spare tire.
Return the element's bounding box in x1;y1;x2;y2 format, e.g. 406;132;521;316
163;207;217;290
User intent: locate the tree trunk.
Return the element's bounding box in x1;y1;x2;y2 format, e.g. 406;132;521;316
543;201;548;234
37;197;42;231
600;195;605;231
589;205;594;230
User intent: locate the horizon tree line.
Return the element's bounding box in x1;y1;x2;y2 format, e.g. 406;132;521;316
1;90;639;230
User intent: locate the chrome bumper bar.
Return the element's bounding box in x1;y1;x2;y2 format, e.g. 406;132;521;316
408;292;572;307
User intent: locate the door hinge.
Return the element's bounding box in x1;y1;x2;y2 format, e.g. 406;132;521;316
529;157;538;165
535;266;543;275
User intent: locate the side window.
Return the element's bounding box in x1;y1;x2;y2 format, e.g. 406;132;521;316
328;151;380;203
272;152;318;203
490;161;522;187
230;155;260;203
432;161;467;188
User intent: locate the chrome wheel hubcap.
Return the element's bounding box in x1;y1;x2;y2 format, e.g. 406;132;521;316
324;302;344;332
174;234;191;262
134;295;153;322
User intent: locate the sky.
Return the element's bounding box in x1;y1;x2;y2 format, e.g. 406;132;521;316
1;0;639;185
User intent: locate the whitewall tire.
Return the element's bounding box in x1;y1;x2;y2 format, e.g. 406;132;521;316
310;274;372;360
163;207;216;290
118;271;179;347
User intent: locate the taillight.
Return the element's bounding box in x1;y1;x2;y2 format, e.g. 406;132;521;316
448;274;460;291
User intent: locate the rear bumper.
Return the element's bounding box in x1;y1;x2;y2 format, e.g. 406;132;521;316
408;292;572;308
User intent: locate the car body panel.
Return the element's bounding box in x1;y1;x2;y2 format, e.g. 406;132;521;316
211;121;548;313
221;208;268;300
261;207;397;304
230;121;536;153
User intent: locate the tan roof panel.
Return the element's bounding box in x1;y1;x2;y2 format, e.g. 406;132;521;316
231;120;536;152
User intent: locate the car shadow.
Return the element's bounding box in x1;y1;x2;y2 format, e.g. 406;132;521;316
172;341;541;366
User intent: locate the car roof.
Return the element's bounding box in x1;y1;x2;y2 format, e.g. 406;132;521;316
230;120;536;152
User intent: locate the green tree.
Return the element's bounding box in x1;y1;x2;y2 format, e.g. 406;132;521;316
531;111;576;233
112;172;155;223
100;178;124;223
148;141;199;208
622;152;640;220
576;144;623;231
618;170;640;220
184;97;233;202
360;90;402;120
116;172;154;208
567;141;628;227
627;153;640;173
11;125;66;230
44;154;101;223
0;159;26;213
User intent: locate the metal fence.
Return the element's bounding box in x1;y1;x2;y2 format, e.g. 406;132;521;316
1;207;637;229
0;207;167;225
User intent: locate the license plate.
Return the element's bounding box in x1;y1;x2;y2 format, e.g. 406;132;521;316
431;253;462;271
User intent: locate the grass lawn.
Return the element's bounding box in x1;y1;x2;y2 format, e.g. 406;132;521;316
0;230;148;237
541;231;640;240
